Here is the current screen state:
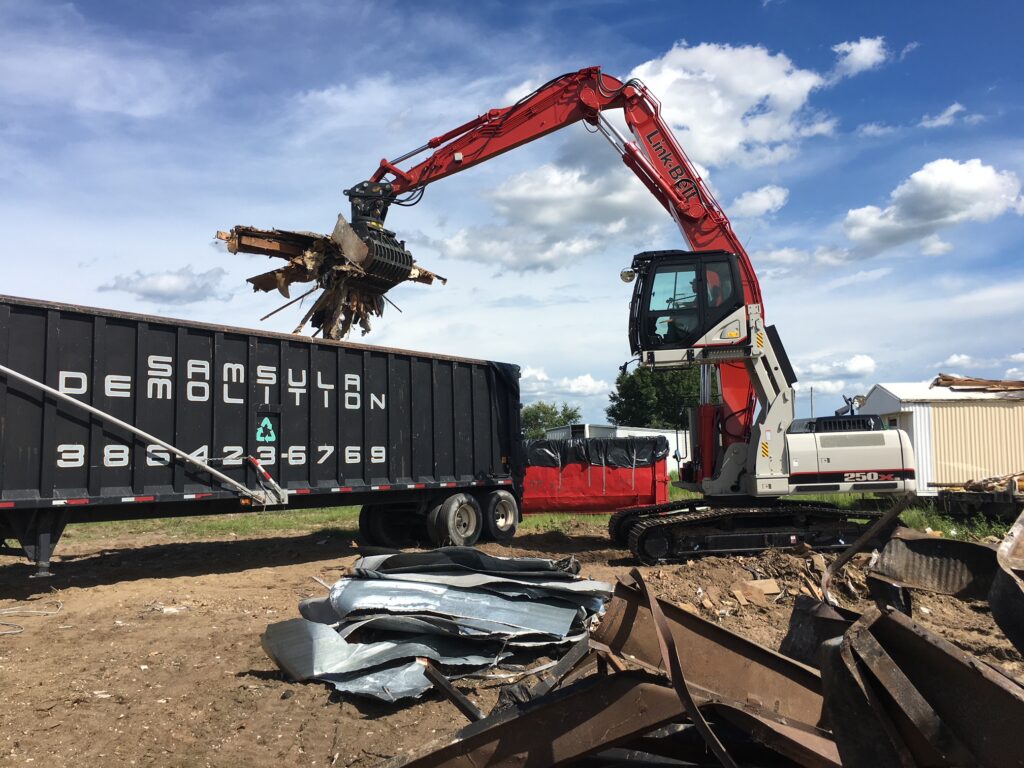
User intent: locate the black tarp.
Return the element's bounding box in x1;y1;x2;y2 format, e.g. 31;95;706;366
523;437;669;469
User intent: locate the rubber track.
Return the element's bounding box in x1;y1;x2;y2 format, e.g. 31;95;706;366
608;500;702;545
626;504;877;564
608;497;881;547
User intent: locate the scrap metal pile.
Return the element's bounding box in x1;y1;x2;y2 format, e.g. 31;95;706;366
261;548;611;702
217;213;443;339
368;505;1024;768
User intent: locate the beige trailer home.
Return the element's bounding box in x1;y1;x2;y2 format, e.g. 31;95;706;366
860;383;1024;496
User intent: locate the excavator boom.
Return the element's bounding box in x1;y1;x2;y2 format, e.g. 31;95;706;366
346;67;763;483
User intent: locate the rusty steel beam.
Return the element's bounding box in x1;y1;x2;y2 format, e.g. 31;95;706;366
710;703;841;768
778;595;860;668
824;606;1024;768
594;577;827;727
389;671;687;768
629;569;736;768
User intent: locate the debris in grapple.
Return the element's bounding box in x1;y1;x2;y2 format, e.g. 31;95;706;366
217;213;443;340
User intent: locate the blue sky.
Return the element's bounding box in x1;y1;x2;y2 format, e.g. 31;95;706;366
3;0;1024;422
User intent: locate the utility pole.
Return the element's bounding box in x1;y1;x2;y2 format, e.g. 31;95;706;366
810;386;815;418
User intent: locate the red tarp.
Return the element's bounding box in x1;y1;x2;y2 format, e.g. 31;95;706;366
522;460;669;514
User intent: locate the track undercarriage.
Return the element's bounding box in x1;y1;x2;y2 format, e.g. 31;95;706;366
610;498;887;564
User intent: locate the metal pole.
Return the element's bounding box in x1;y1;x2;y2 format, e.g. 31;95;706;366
810;386;815;418
0;362;286;505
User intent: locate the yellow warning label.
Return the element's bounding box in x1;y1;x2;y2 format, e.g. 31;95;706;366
760;442;770;457
756;332;765;348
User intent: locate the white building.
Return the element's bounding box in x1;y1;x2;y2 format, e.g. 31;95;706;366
860;383;1024;496
543;423;690;459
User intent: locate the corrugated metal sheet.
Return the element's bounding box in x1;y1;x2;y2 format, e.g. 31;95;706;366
905;403;936;496
931;402;1024;485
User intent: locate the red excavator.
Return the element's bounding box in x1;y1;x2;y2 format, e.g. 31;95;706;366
336;68;917;561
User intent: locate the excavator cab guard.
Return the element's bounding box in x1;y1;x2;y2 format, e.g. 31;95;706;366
626;250;746;358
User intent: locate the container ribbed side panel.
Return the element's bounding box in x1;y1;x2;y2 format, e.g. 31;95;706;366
931;402;1024;485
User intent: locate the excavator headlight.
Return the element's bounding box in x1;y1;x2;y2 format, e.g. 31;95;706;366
620;268;636;283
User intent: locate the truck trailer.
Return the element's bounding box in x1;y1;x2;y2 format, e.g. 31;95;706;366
0;295;522;575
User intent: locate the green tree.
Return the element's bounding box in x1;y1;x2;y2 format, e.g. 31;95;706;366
521;401;582;439
606;367;699;429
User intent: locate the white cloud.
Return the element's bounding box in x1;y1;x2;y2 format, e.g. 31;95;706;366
843;158;1024;254
441;228;602;272
432;160;667;271
794;379;847;395
1009;353;1024;363
628;42;832;167
797;355;876;394
943;353;973;366
502;78;539;104
830;37;889;81
753;247;809;265
1006;368;1024;380
919;102;965;129
823;267;892;290
845;354;877;375
729;185;789;217
857;122;896;137
919;234;953;256
899;42;920;60
521;367;610;398
100;267;228;304
0;4;207;118
813;246;853;265
918;102;983;129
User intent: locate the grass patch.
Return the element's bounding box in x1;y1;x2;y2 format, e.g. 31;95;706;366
898;507;1009;541
63;506;361;542
520;513;610;533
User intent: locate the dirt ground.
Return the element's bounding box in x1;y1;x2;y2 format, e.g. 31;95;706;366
1;517;1021;767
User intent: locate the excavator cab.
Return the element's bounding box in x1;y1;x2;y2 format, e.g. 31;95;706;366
626;250;747;358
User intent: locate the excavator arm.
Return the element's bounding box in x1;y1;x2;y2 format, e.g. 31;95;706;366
344;67;763;480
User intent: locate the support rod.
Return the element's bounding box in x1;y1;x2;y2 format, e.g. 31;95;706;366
0;362;287;506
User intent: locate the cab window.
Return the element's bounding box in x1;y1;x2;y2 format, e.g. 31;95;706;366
647;264;699;344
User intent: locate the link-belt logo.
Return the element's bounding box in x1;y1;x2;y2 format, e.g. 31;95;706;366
644;129;699;201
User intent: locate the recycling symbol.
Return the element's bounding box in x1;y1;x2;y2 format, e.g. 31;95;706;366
256;417;277;443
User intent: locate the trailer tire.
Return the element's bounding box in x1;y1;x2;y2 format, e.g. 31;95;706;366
482;490;518;542
431;493;482;546
359;504;405;548
358;505;377;544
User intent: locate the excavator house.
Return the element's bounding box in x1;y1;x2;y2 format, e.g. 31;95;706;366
237;66;917;563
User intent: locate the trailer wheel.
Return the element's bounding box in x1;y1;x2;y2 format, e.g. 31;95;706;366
358;505;377;544
359;504;406;548
482;490;518;542
431;493;482;546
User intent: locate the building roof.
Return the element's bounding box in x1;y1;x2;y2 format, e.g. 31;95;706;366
867;382;1024;403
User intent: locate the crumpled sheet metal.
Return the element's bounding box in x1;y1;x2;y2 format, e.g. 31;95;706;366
990;507;1024;654
355;547;581;579
261;619;509;701
267;550;608;703
322;660;433;702
262;618;508;679
869;526;998;599
329;578;581;640
822;606;1024;768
